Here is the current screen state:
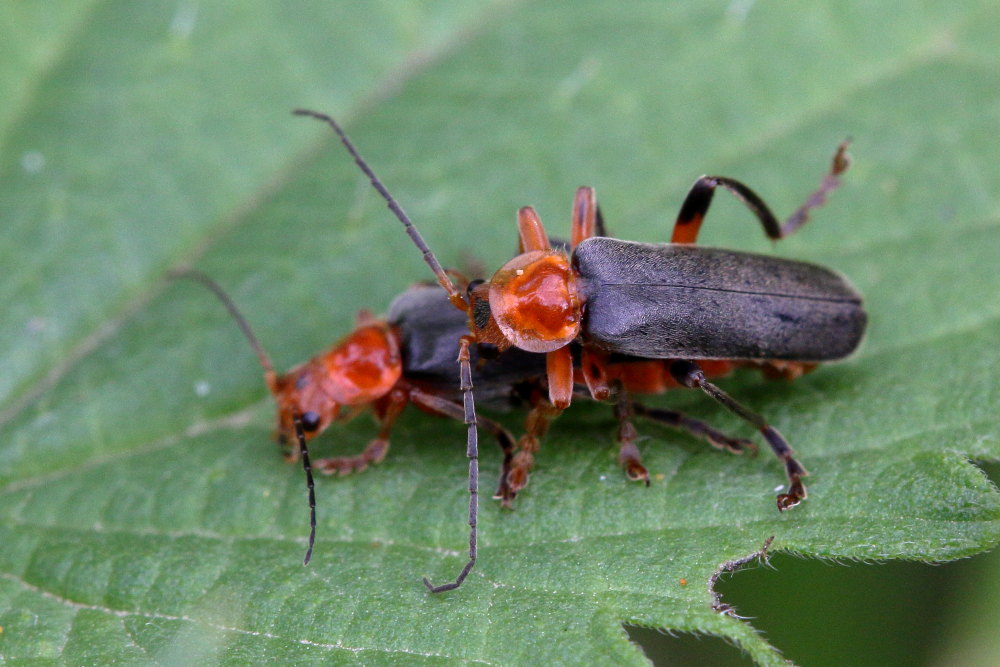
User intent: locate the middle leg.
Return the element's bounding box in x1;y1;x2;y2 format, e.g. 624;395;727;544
631;401;757;456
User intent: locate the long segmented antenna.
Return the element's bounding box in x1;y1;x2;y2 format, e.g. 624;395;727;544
294;413;318;565
292;108;467;312
171;269;317;565
293;109;484;591
170;269;276;381
423;337;479;593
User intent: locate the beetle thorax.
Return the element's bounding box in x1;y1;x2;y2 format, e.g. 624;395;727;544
271;323;403;442
488;250;582;352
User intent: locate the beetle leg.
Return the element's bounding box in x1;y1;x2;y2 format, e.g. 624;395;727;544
670;141;850;244
668;360;808;510
571;186;598;247
505;397;563;507
750;360;819;382
546;346;575;409
408;387;517;503
581;347;611;401
631;401;757;456
517;205;552;252
594;203;607;236
314;389;408;476
614;388;649;485
292;413;317;566
423;338;480;593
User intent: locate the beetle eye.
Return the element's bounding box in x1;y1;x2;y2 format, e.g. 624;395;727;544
300;411;321;432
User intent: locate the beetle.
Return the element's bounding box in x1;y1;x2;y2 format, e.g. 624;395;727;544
292;109;866;591
174;271;539;567
471;163;865;507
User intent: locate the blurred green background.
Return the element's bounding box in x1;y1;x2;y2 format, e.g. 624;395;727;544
3;2;999;664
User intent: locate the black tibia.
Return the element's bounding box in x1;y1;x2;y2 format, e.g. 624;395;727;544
423;339;479;593
293;414;317;566
594;205;607;237
667;360;808;510
671;141;850;243
630;402;756;455
613;388;649;485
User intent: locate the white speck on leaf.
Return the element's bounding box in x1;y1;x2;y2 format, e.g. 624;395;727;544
21;151;44;174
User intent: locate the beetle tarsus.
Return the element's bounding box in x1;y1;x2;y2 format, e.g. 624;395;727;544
314;438;390;476
614;389;650;485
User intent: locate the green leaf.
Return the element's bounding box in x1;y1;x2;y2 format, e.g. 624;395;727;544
3;1;999;664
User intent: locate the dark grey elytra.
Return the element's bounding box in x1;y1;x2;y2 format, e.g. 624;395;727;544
574;238;867;361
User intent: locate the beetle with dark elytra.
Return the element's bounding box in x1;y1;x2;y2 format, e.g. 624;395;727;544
294;108;866;592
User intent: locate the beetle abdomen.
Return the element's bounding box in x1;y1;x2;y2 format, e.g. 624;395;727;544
573;238;866;361
388;286;548;399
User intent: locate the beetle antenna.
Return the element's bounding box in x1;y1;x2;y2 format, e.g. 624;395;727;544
292;108;467;311
293;413;318;565
173;268;318;563
170;269;277;381
423;337;479;593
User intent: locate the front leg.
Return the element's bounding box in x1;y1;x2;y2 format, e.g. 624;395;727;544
407;387;517;503
504;395;564;507
314;389;407;475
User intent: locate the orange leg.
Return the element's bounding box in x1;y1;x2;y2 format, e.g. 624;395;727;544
513;206;578;409
571;186;598;247
546;346;574;409
504;396;564;507
751;360;819;381
580;347;611;401
613;389;649;485
569;187;613;402
517;206;551;252
314;389;408;475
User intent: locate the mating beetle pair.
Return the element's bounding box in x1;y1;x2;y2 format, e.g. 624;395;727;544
293;109;865;591
186;111;866;592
